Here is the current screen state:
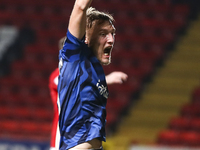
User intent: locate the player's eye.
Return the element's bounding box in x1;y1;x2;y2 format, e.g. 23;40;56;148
100;32;106;36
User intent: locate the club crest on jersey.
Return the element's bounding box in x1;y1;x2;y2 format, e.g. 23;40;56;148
96;79;108;99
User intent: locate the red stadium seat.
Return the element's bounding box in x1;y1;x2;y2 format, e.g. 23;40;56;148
39;122;52;136
169;117;190;131
20;121;51;139
20;121;39;134
190;118;200;132
107;96;130;114
106;109;119;127
179;131;200;147
34;108;53;122
157;129;180;146
0;120;21;134
0;107;12;120
192;86;200;104
12;107;33;121
181;103;200;118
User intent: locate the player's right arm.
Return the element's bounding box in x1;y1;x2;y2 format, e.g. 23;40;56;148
68;0;92;40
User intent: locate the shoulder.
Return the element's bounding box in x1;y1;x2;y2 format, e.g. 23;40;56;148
65;30;86;46
60;30;90;62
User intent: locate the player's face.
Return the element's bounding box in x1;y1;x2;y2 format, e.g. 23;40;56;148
86;20;116;65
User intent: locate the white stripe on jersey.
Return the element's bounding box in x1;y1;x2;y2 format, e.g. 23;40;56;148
56;93;61;149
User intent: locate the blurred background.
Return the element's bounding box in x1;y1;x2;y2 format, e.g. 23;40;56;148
0;0;200;149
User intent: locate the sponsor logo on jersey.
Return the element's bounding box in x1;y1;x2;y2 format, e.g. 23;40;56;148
96;79;108;99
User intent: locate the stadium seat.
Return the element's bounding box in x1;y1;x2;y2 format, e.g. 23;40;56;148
106;109;119;128
20;121;38;134
169;117;190;131
190;118;200;132
181;103;200;118
34;108;53;122
12;107;33;121
192;86;200;104
0;107;12;120
179;131;200;147
0;120;21;134
19;121;52;140
107;96;130;114
157;129;180;146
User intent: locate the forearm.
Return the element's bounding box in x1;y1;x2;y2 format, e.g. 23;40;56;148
68;0;93;39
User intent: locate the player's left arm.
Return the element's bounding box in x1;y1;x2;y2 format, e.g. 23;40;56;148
106;71;128;85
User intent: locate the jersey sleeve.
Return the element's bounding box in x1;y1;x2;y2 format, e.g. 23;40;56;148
60;30;86;62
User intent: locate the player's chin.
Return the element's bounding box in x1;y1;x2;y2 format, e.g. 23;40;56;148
101;58;111;65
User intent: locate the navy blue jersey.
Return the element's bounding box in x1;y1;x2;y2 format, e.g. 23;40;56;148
57;30;108;149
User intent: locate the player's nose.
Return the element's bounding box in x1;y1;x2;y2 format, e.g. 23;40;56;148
107;33;114;45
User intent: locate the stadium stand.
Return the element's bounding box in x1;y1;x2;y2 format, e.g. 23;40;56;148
156;13;200;149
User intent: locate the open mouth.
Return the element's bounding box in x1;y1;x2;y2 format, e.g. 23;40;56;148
104;47;112;56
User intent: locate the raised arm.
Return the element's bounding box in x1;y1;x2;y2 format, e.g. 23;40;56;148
68;0;93;40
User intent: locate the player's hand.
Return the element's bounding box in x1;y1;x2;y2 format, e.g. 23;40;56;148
106;71;128;85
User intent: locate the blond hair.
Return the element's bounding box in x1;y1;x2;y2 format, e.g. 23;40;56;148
86;7;114;29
